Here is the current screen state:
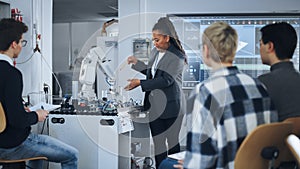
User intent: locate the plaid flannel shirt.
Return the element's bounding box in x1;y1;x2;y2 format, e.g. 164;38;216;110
184;66;278;169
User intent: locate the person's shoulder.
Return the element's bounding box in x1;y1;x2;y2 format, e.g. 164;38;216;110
233;72;266;89
0;61;20;74
257;72;273;81
0;60;12;69
0;60;10;64
239;72;262;83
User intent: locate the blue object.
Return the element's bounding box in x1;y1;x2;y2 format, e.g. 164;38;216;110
158;158;179;169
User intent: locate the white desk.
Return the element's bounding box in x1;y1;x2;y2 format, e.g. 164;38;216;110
48;114;131;169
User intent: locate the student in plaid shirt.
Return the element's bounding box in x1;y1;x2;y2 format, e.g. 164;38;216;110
159;22;278;169
182;21;278;169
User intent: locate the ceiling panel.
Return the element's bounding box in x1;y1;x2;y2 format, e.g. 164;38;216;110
53;0;118;23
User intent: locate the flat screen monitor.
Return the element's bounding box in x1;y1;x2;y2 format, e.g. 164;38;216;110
169;13;300;89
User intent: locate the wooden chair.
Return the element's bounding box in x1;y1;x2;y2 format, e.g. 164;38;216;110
0;102;47;169
234;122;293;169
0;102;6;133
284;117;300;137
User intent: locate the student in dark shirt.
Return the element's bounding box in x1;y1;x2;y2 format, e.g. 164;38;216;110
258;22;300;121
0;18;78;169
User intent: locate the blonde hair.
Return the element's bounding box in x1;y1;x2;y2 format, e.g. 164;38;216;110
202;22;238;63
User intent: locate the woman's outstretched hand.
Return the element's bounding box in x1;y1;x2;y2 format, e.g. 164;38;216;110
127;56;138;65
124;79;140;91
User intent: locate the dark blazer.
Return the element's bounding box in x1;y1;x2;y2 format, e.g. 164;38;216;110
132;45;185;119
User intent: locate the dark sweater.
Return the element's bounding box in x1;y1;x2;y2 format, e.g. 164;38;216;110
258;61;300;121
0;60;38;148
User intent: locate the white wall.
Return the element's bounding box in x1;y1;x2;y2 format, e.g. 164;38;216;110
53;21;104;73
1;0;53;104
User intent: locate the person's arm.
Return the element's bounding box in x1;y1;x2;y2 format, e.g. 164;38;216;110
130;48;158;75
124;79;140;91
127;55;148;75
4;69;38;128
131;59;148;75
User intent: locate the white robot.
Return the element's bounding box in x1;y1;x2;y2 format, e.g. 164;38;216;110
75;19;118;103
78;46;115;101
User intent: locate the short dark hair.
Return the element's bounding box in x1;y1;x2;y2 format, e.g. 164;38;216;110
0;18;28;51
260;22;297;60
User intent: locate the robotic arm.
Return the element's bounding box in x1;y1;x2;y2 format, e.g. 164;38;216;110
78;46;115;101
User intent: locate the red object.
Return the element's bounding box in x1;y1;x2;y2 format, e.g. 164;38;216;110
11;8;20;14
11;8;23;22
16;15;23;22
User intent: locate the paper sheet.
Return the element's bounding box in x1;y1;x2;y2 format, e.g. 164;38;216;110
168;151;186;160
29;102;60;112
118;110;134;134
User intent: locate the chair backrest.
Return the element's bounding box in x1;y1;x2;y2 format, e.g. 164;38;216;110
0;102;6;133
286;134;300;166
234;122;293;169
284;117;300;137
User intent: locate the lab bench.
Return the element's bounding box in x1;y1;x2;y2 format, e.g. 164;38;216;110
48;110;151;169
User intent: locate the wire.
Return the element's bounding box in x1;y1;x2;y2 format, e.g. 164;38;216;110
26;91;44;106
40;117;48;134
143;157;155;169
16;52;35;65
43;83;52;104
39;51;63;98
103;100;111;111
105;77;113;86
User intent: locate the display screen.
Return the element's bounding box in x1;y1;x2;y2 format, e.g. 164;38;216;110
169;14;300;89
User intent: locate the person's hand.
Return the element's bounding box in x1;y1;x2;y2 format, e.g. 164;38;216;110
35;109;49;122
173;159;184;169
124;79;140;91
127;56;138;65
24;106;31;112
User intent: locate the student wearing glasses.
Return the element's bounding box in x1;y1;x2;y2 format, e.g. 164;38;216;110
0;18;78;169
258;22;300;122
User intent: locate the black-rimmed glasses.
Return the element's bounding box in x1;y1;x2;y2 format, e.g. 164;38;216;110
21;40;27;47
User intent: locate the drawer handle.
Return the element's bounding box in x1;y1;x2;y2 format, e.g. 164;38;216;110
51;117;65;124
100;119;115;126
